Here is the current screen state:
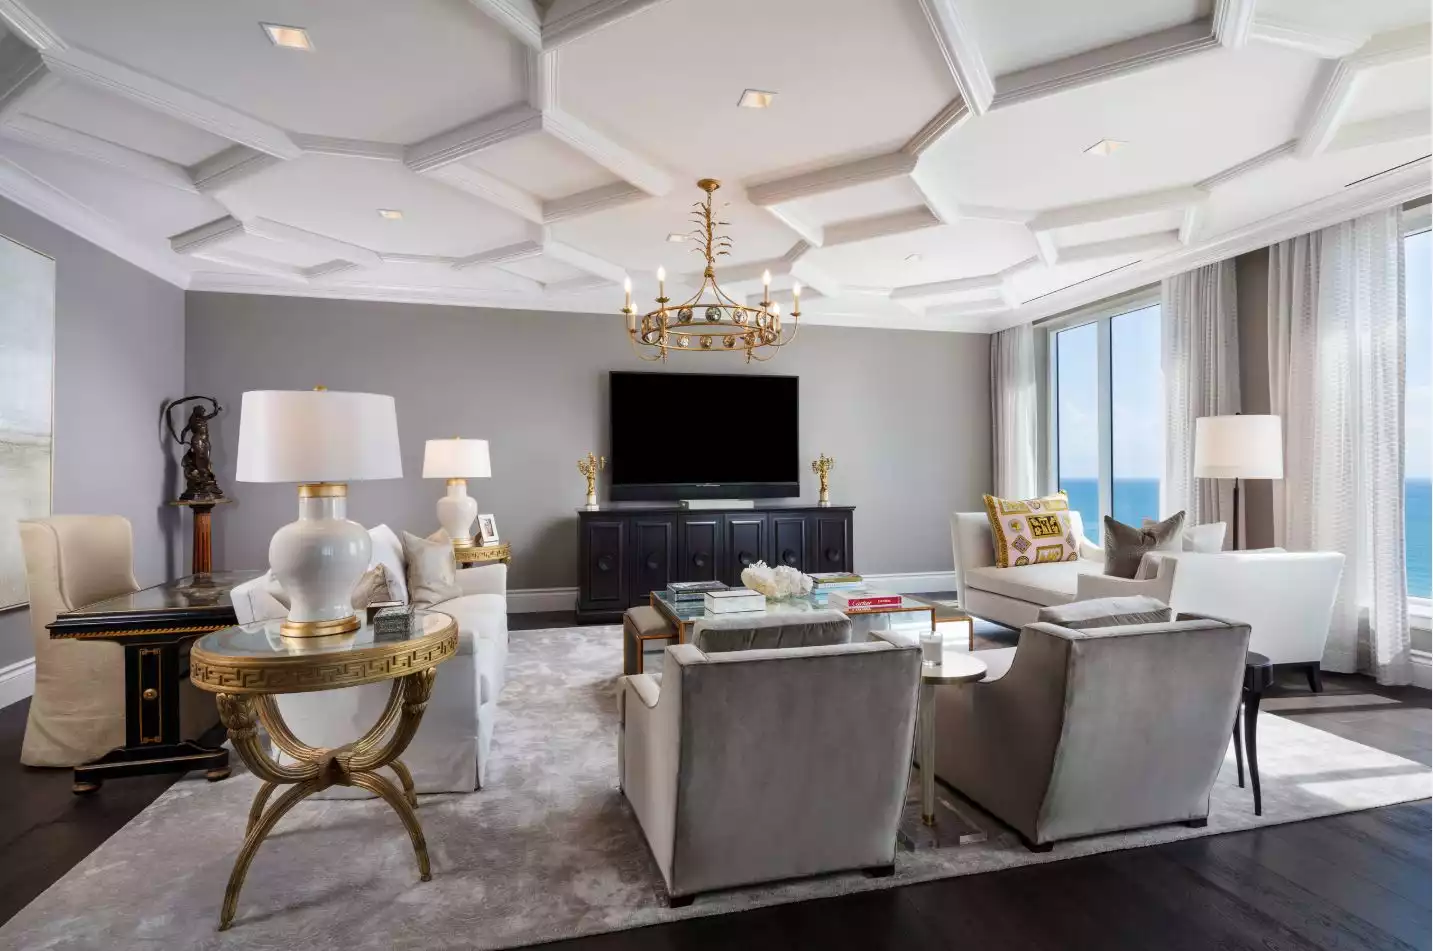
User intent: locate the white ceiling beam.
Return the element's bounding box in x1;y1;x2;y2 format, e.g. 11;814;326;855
890;273;1003;302
1296;26;1432;159
1326;110;1432;153
788;259;842;299
1032;230;1060;267
1030;185;1208;234
380;252;458;266
170;215;245;255
911;157;1032;227
404;104;543;173
902;98;971;156
292;134;404;162
526;48;558;112
1212;0;1257;48
1058;230;1183;266
762;205;824;248
1197;140;1296;190
823;206;942;247
542;237;627;283
1179;203;1202;244
0;114;197;192
543;181;647;223
992;20;1218;111
1248;18;1368;59
926;298;1009;319
40;45;300;159
191;249;307;281
465;0;543;49
540;110;673;196
188;145;282;193
915;0;993;115
451;239;544;271
424;162;545;223
543;274;612;296
747;152;917;207
0;0;63;51
245;218;383;269
304;260;364;281
542;0;671;49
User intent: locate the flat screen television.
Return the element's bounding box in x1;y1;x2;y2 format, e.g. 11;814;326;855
609;371;799;500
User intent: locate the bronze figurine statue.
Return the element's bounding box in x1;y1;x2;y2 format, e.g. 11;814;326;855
164;396;225;502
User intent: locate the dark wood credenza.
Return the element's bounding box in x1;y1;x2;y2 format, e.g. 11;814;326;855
576;504;855;623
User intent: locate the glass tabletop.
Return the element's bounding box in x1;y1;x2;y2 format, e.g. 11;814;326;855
64;570;262;616
195;610;452;660
652;589;935;624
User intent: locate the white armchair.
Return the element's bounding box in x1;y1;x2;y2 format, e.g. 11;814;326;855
230;560;509;794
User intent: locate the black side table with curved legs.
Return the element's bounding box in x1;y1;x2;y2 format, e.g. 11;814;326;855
1232;651;1275;816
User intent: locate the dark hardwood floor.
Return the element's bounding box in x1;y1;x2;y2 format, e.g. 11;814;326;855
1;601;1428;950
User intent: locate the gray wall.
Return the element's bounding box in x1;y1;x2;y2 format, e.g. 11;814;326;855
1235;246;1275;551
185;293;992;590
0;197;186;668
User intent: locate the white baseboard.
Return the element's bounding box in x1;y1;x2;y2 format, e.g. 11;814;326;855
504;571;958;614
0;657;35;709
1412;650;1431;690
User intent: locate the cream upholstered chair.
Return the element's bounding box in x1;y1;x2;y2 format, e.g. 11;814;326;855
619;632;919;905
933;603;1250;851
18;516;134;766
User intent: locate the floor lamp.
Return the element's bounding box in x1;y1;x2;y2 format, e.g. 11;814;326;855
1193;415;1284;551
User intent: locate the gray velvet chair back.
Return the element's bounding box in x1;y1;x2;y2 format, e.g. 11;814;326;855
691;609;851;653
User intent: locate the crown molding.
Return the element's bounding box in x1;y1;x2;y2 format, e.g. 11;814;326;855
169;215;244;254
542;236;626;283
1029;185;1206;264
404;104;543;173
890;272;1004;302
188;145;282;193
191;248;306;281
915;0;993;115
1298;26;1432;159
0;0;64;51
992;20;1219;111
823;206;942;247
1005;156;1431;328
540;109;673;197
292;134;404;162
40;46;300;159
244;217;383;269
542;180;647;223
902;98;971;156
762;205;823;247
541;0;671;50
450;239;544;271
0;153;189;285
0;36;54;121
465;0;543;49
1212;0;1256;48
0;114;197;192
1058;229;1183;266
425;162;544;223
1197;140;1295;189
1248;18;1367;59
1327;111;1432;153
747;152;917;207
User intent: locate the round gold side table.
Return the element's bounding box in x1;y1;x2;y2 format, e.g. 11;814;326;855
454;541;511;566
190;610;458;931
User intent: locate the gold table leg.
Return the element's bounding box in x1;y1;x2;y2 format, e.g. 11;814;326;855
213;668;437;931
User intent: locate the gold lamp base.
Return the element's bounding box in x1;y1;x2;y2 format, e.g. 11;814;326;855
280;614;361;638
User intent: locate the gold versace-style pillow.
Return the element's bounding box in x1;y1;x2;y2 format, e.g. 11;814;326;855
982;492;1081;568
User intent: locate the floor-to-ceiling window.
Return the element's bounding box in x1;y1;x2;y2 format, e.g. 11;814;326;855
1050;297;1164;540
1405;225;1431;602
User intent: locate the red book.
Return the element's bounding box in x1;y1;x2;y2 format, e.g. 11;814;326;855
828;590;903;609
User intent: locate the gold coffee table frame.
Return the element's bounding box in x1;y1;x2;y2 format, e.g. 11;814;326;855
190;612;458;931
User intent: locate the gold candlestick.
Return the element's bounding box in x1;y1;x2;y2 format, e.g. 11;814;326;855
577;452;606;509
812;454;834;507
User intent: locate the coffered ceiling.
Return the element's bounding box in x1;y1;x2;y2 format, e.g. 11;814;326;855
0;0;1427;332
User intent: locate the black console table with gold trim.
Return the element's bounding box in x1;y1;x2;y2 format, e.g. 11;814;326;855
47;569;262;793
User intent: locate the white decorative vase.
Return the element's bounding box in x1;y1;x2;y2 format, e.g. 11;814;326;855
436;478;478;547
269;484;370;637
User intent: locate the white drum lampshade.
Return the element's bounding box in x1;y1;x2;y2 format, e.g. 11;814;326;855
1193;415;1284;479
237;390;402;636
423;438;491;548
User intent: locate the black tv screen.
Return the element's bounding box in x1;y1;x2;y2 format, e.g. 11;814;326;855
609;371;799;500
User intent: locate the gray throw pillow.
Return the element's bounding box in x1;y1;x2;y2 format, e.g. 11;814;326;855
1037;595;1173;630
401;531;463;608
1104;511;1185;579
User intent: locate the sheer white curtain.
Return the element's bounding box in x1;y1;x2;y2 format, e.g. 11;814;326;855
990;323;1038;499
1268;208;1409;684
1162;260;1240;528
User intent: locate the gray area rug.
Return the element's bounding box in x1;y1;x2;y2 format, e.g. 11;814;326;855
4;625;1429;950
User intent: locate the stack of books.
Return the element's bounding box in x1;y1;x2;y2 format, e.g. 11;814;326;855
826;590;903;610
704;588;767;614
809;572;864;590
668;580;727;601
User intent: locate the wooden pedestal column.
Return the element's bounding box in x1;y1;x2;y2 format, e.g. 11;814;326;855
171;498;231;576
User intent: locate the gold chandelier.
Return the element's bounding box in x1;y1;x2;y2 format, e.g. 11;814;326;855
622;178;800;362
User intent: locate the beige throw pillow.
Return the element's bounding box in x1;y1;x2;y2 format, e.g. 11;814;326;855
265;564;391;611
982;492;1081;568
402;531;462;607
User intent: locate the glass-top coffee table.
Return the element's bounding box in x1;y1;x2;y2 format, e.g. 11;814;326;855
650;589;937;643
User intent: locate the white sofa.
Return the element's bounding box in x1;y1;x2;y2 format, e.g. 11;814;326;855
951;512;1345;687
230;541;509;794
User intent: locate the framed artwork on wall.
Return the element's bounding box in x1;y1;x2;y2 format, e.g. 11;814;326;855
0;234;55;609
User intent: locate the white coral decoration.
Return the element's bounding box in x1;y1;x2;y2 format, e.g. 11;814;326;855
740;561;814;599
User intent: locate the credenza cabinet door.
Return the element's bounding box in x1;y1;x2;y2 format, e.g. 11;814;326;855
723;514;768;586
769;515;809;573
679;516;725;584
810;514;853;573
628;517;677;607
579;518;627;613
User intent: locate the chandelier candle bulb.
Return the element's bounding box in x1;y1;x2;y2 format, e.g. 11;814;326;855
657;266;665;299
623;276;632;312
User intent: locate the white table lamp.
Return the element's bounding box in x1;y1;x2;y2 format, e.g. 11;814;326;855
423;438;491;548
1193;414;1283;550
237;389;402;637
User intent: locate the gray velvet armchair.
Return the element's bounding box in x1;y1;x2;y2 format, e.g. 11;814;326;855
933;612;1250;850
619;633;920;904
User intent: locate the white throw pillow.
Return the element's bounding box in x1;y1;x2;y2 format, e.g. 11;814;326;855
1183;522;1226;552
402;531;462;608
369;524;409;604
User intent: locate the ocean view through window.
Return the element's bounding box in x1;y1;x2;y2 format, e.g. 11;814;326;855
1406;226;1430;600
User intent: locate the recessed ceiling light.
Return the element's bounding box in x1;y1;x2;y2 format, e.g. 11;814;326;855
738;89;776;109
377;209;403;220
666;232;687;242
905;253;922;263
1084;139;1126;157
262;23;313;51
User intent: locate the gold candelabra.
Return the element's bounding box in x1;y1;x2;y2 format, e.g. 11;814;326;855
577;453;606;509
812;454;834;507
622;178;801;363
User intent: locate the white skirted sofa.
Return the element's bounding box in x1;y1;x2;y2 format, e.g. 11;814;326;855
229;524;509;793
